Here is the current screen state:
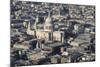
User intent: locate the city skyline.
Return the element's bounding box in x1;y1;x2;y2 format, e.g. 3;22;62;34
10;0;95;67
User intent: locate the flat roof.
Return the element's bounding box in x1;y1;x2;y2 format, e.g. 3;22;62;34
47;42;67;48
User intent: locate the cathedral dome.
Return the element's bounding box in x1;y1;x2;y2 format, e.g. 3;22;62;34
44;11;53;31
45;11;52;25
45;16;52;24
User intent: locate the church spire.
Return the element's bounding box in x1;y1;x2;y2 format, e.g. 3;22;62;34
34;15;39;30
